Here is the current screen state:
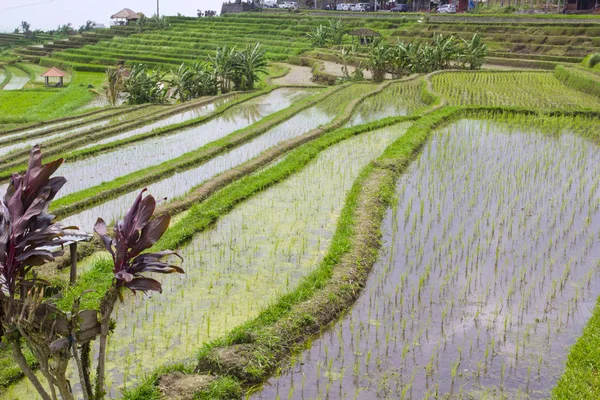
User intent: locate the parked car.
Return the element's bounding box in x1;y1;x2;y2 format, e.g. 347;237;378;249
278;2;289;8
353;3;370;11
361;2;375;11
437;3;456;13
391;4;409;11
336;2;350;10
264;0;278;7
289;1;298;8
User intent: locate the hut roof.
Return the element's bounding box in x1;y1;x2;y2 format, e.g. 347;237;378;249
111;8;140;20
348;28;381;37
41;67;67;78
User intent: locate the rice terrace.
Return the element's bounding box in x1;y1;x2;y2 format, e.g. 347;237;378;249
1;0;600;399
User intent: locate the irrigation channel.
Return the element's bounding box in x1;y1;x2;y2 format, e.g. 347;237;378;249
1;123;411;399
2;66;29;91
254;118;600;399
61;86;361;230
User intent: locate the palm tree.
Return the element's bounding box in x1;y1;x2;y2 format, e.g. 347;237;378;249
390;43;410;78
367;39;392;83
328;19;348;46
459;34;488;70
233;43;267;90
136;14;148;33
168;63;194;102
105;68;124;106
336;46;353;79
307;25;328;47
432;33;457;70
210;45;237;93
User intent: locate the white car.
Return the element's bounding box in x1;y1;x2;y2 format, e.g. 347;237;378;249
336;3;350;10
437;3;456;13
278;2;289;8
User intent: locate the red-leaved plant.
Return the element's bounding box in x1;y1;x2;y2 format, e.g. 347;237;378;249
0;146;69;399
93;188;183;399
0;146;183;400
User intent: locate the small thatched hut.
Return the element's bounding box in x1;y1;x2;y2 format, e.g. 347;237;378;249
349;28;381;45
111;8;140;24
41;67;67;87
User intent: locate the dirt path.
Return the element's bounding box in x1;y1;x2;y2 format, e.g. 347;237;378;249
272;64;318;86
320;60;393;80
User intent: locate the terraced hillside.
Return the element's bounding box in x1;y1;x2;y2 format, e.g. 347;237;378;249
34;12;600;73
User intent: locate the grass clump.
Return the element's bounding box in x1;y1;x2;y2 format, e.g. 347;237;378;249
553;298;600;399
193;377;242;400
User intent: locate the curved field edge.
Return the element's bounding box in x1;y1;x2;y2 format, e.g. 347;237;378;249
553;298;600;399
47;83;349;218
554;64;600;99
49;77;430;221
48;76;434;273
122;106;600;399
38;79;430;286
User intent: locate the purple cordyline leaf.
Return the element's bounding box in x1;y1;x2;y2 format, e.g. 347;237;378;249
129;215;170;258
94;218;116;258
11;189;50;237
94;189;183;295
22;150;64;208
125;277;163;293
0;145;69;297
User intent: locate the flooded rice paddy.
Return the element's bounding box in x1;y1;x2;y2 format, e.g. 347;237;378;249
0;120;111;157
2;66;29;91
80;94;241;149
345;80;426;127
254;118;600;400
53;88;315;198
63;99;344;230
0;123;410;399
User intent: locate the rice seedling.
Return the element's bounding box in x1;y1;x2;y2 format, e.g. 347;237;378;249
432;71;600;110
344;79;426;127
252;116;600;399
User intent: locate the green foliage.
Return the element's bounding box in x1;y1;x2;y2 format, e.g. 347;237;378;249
367;33;486;82
553;298;600;399
307;25;329;47
194;377;242;400
582;53;600;69
458;33;488;70
233;43;267;91
105;68;125;106
327;19;348;46
123;64;168;105
555;65;600;99
136;14;148;33
210;43;267;92
367;40;393;83
168;63;217;103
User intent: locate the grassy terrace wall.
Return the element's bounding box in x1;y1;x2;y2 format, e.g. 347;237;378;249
40;12;600;72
